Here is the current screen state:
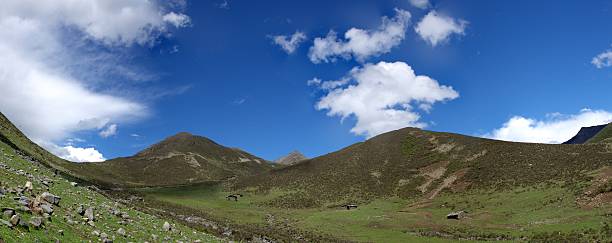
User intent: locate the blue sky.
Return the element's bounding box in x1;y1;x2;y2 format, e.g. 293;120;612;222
1;0;611;162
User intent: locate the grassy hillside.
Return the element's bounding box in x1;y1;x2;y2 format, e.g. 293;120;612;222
129;127;611;242
234;127;611;204
0;128;220;242
588;123;612;144
70;132;271;188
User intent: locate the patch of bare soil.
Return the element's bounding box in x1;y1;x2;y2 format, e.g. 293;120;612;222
577;166;612;209
417;161;450;193
425;168;469;200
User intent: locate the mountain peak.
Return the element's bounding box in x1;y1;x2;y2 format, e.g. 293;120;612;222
275;150;307;165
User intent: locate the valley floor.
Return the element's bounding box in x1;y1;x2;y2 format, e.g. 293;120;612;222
135;183;611;242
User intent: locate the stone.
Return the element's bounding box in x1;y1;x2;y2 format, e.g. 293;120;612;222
16;196;30;206
70;182;77;187
100;232;108;239
29;217;43;228
151;234;158;241
43;213;51;221
58;229;64;235
24;181;33;191
117;228;126;237
9;214;20;226
92;230;100;236
162;221;171;231
87;220;95;227
2;208;14;218
41;192;61;205
76;205;85;215
40;203;53;214
84;207;95;221
446;210;467;220
120;212;130;219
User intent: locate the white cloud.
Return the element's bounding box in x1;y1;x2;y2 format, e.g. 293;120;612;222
0;0;189;162
99;124;118;138
163;12;191;28
592;49;612;68
485;109;612;144
415;11;467;47
271;31;307;54
309;9;411;63
312;61;459;138
409;0;430;9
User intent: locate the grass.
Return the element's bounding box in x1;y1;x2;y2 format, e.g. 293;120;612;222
0;141;221;242
139;181;612;242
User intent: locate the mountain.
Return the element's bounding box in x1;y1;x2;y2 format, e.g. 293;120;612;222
586;123;612;144
71;132;271;188
274;150;307;165
235;127;612;205
0;112;218;242
563;123;611;144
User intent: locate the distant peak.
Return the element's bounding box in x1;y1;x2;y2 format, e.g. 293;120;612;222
275;150;307;165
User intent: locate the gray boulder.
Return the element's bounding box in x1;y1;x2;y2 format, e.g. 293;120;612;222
41;192;61;205
84;207;95;221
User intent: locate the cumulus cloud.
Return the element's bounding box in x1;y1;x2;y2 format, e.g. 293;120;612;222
99;124;118;138
271;31;307;54
415;11;467;47
309;9;411;63
0;0;189;162
485;109;612;144
312;61;459;138
592;49;612;68
409;0;430;9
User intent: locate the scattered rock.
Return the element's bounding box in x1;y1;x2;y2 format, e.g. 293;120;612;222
24;181;33;191
100;232;108;239
162;221;171;231
117;227;126;237
58;229;64;236
2;208;14;218
446;210;467;220
87;220;95;227
92;230;100;236
41;192;61;205
70;182;77;187
84;207;95;221
76;204;85;215
40;203;53;214
29;217;43;228
9;214;20;226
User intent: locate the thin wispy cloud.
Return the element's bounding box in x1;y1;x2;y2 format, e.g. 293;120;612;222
270;31;307;54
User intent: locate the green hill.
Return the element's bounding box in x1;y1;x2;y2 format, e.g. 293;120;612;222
137;127;611;242
70;132;272;188
0;113;219;242
588;123;612;144
234;127;612;204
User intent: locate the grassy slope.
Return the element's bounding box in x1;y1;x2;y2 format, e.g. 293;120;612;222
588;123;612;144
136;127;611;242
235;128;611;203
0;140;220;242
69;132;271;188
